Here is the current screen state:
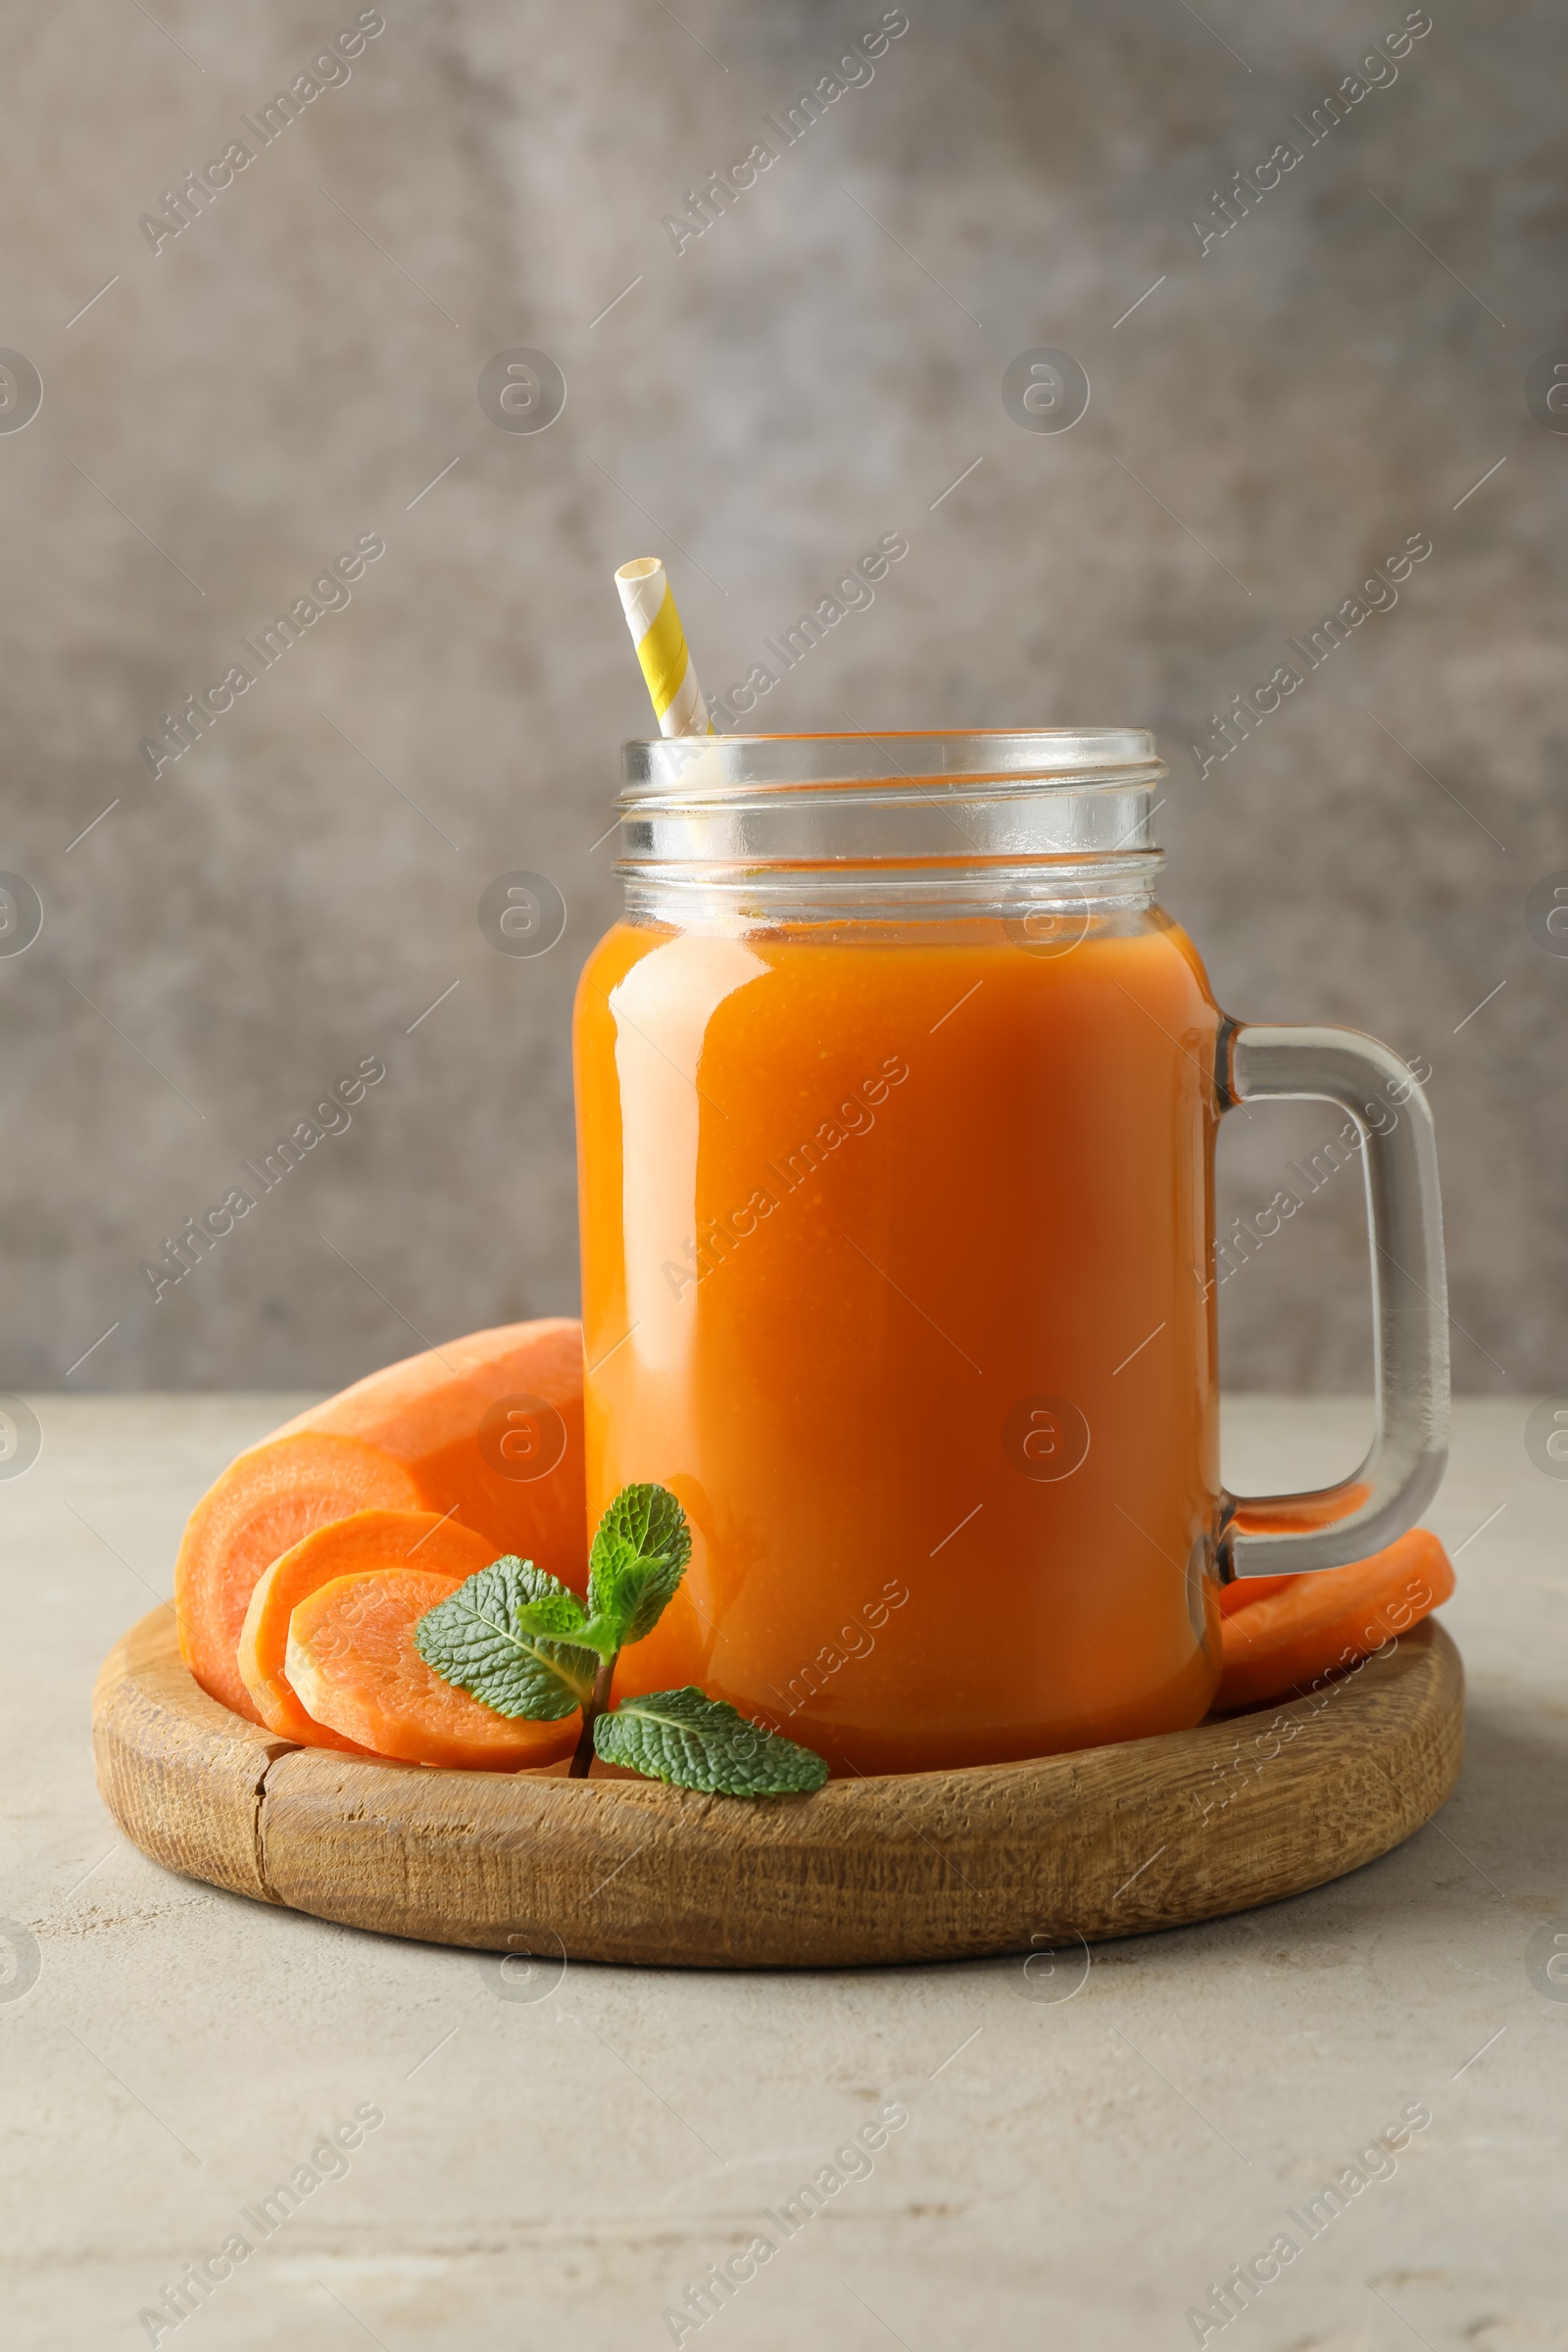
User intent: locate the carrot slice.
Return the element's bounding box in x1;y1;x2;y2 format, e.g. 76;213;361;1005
285;1568;577;1771
1214;1528;1454;1712
175;1435;424;1720
237;1509;499;1749
175;1317;585;1722
1217;1573;1296;1618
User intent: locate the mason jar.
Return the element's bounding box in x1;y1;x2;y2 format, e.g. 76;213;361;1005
573;730;1448;1774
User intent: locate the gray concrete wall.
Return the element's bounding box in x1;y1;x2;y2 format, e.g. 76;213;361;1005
2;0;1561;1393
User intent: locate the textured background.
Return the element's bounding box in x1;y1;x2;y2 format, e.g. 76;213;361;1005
2;0;1561;1396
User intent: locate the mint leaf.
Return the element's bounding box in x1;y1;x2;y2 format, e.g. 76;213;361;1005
512;1587;589;1641
586;1484;692;1646
567;1611;627;1660
414;1557;598;1721
594;1688;828;1795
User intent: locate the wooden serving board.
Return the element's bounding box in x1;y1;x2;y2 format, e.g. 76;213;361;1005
93;1608;1462;1969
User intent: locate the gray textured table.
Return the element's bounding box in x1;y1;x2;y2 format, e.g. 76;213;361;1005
3;1396;1561;2351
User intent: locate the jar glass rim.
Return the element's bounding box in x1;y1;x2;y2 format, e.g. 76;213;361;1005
621;727;1163;799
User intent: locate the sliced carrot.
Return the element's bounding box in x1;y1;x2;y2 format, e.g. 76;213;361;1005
175;1317;585;1722
285;1568;578;1771
175;1434;424;1720
237;1509;499;1749
1217;1573;1297;1618
1214;1527;1454;1712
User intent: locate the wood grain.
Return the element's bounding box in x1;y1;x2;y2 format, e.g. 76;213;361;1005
94;1609;1462;1967
90;1608;296;1907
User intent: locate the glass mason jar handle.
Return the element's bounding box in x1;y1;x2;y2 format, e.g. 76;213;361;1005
1218;1023;1449;1581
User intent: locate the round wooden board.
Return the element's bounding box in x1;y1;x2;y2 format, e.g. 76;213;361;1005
93;1608;1462;1969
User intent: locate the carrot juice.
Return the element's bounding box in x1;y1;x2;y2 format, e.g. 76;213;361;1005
574;906;1225;1775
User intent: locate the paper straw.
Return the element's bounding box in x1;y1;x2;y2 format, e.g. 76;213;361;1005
613;558;713;737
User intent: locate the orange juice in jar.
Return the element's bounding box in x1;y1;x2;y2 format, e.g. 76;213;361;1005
573;732;1447;1775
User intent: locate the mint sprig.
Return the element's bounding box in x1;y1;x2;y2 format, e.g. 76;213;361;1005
413;1485;826;1797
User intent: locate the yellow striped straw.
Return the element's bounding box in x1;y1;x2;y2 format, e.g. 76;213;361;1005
613;557;713;737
